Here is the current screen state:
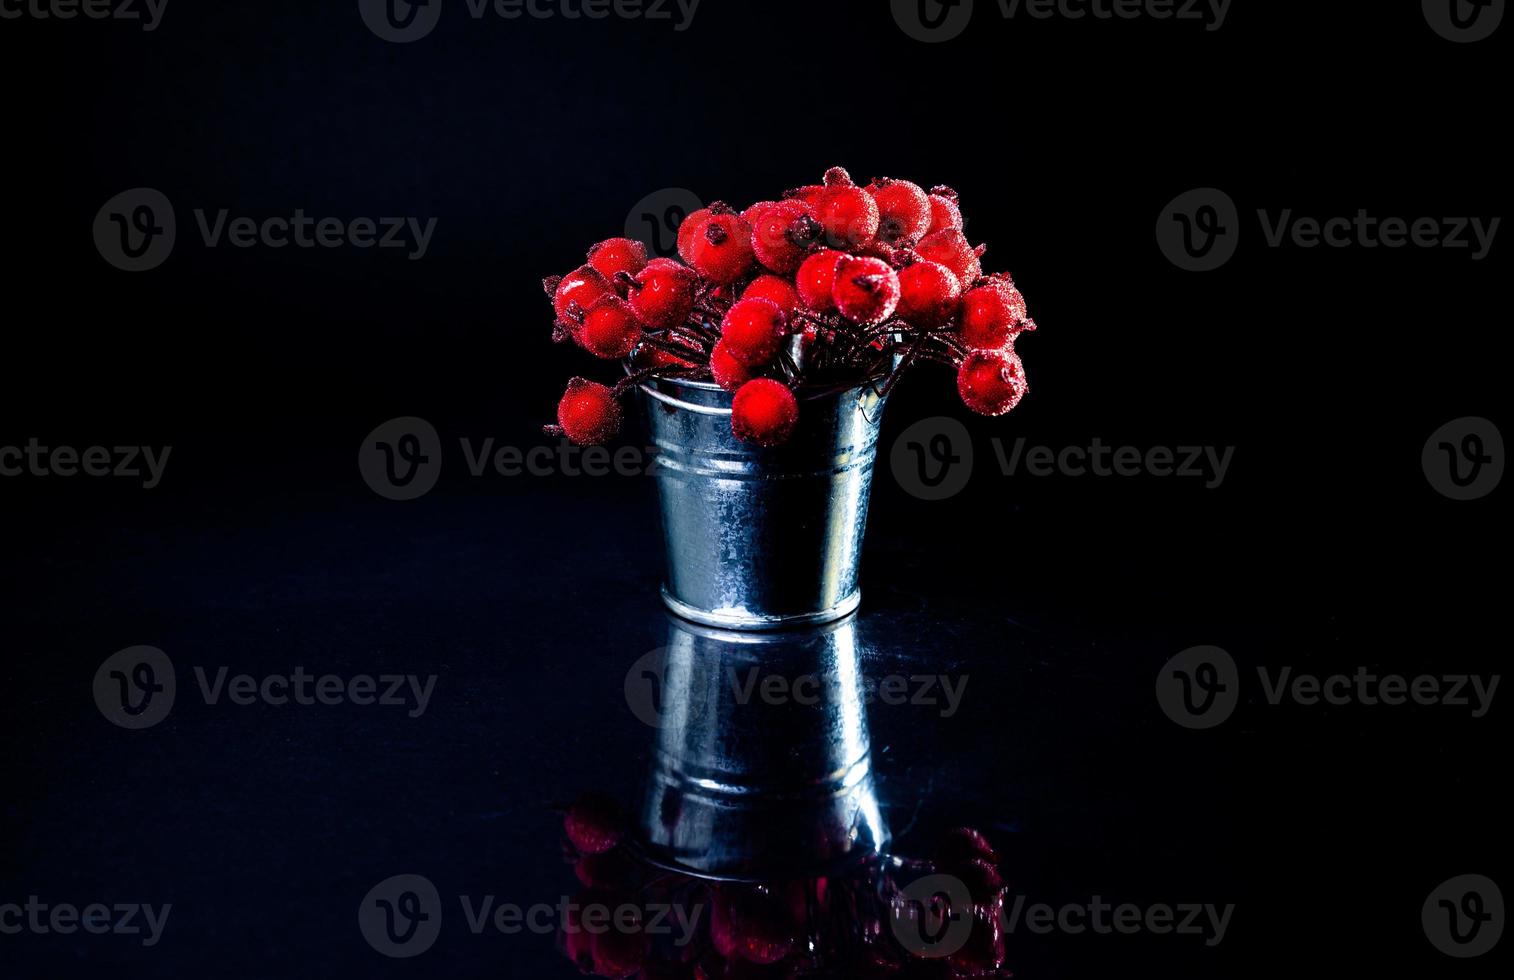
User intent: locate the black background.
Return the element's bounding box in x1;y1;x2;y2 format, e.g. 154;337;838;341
2;1;1507;977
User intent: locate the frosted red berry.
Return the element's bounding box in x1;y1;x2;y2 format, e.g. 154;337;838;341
866;177;932;244
750;199;823;275
916;228;983;287
831;255;901;326
742;200;774;225
960;278;1028;350
591;928;646;979
586;237;649;281
955;856;1006;904
574;848;636;889
556;380;623;446
720;297;787;366
710;340;755;391
895;260;962;328
815;167;881;249
563;900;595;972
783;183;825;205
742;274;801;316
949;904;1007;974
676;204;717;258
564;793;625;854
553;264;613;320
926;185;964;234
957;349;1027;417
678;204;755;284
581;296;642;359
937;826;1000;867
731;379;799;447
796;249;845;313
629;258;698;330
710;887;794;966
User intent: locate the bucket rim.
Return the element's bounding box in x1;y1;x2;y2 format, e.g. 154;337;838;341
626;361;889;411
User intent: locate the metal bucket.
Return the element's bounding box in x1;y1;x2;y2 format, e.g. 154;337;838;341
638;374;889;630
639;613;888;880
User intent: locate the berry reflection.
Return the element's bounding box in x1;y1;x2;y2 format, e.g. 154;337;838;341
555;794;1011;979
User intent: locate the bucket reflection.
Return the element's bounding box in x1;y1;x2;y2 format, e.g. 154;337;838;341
640;612;889;880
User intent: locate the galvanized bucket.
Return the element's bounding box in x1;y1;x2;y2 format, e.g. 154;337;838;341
638;374;889;629
639;613;888;880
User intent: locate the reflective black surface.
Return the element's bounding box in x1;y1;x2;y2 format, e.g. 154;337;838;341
4;473;1505;976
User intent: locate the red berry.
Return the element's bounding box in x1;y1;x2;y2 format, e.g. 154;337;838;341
741;274;800;316
556;379;623;446
709;340;754;391
586;237;649;281
741;200;774;224
721;297;787;366
895;260;962;328
948;904;1006;974
574;848;636;889
916;228;983;287
679;204;755;284
783;183;825;205
937;826;1000;867
629;258;698;330
866;177;932;244
954;856;1006;904
831;255;901;326
710;887;794;966
750;199;823;275
731;379;799;447
676;204;717;258
957;349;1027;417
591;928;646;979
815;167;880;249
563;900;595;971
564;792;627;853
926;185;964;234
852;235;908;267
796;249;845;313
553;264;613;320
581;296;642;359
960;278;1028;350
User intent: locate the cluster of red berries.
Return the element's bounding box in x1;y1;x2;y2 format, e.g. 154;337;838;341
557;793;1010;979
544;168;1037;448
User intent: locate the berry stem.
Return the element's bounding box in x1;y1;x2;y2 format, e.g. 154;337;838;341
641;336;707;362
612;364;704;399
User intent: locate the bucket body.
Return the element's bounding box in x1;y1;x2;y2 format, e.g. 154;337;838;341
639;614;888;880
639;375;888;630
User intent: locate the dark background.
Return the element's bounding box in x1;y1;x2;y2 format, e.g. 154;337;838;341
2;1;1507;977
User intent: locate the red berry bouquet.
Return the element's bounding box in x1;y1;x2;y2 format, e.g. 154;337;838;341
543;167;1037;448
